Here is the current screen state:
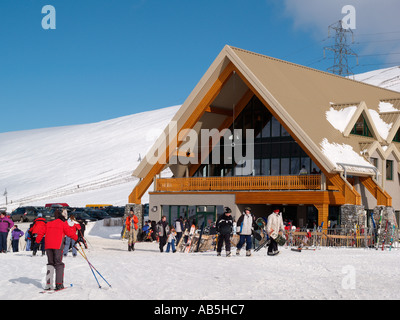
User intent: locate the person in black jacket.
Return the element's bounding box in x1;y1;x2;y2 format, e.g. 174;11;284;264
156;216;170;253
216;207;234;257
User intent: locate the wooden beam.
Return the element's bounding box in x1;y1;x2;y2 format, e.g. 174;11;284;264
326;173;361;205
128;62;236;204
314;204;329;227
359;176;392;206
204;106;233;116
235;191;345;205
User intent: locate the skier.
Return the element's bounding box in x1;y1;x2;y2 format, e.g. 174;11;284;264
156;215;170;252
30;213;47;256
125;208;139;251
266;208;285;256
35;209;78;291
0;211;14;253
216;207;234;257
236;207;258;256
11;225;24;252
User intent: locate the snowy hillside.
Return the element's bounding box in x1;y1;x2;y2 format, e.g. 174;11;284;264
0;105;180;210
0;66;399;211
353;66;400;92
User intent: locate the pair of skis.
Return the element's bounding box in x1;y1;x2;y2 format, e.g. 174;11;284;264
39;284;73;294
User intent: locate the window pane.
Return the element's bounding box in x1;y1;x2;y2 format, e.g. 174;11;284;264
271;158;280;175
281;158;290;175
291;157;300;174
271;118;280;137
261;159;270;175
386;160;393;181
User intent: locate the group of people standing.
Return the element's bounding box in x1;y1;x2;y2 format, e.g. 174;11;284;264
0;208;86;291
215;206;285;257
139;206;286;257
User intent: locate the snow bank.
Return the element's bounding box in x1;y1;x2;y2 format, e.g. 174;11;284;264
86;220;123;240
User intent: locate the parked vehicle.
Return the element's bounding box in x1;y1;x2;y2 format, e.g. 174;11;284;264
11;206;43;222
68;208;97;222
45;203;69;208
84;208;111;220
103;206;125;217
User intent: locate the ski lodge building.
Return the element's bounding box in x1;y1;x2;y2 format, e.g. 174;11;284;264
129;45;400;228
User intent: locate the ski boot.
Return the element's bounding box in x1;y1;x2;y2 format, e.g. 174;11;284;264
246;250;252;257
217;252;221;256
55;283;64;291
44;265;55;290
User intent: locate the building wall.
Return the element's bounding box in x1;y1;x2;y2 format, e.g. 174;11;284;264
149;193;237;222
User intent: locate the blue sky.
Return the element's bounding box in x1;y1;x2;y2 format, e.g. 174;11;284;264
0;0;399;133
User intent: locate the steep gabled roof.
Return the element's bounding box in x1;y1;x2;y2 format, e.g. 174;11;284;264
130;45;400;202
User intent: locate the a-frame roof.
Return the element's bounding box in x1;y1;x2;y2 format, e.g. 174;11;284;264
132;45;400;186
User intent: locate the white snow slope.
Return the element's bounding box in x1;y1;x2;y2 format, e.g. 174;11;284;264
0;105;180;210
2;221;400;301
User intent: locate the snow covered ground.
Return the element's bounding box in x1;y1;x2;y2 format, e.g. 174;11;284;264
2;221;400;301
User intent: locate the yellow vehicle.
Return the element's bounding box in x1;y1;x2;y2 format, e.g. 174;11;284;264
85;204;113;209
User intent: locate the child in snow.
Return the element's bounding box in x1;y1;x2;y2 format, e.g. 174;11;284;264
166;228;177;253
11;225;24;252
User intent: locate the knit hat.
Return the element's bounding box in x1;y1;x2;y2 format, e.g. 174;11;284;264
224;207;232;214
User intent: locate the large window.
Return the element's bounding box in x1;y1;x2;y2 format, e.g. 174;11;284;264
194;96;319;177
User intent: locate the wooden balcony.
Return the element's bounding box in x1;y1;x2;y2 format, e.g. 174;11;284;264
155;175;322;192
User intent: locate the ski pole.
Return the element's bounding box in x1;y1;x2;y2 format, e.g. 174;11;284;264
74;245;101;288
75;243;112;288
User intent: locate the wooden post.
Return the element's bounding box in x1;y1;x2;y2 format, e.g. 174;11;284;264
314;204;329;227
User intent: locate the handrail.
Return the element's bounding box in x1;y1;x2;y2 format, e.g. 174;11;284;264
155;175;322;192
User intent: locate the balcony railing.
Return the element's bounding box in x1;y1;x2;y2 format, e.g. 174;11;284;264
155;175;322;192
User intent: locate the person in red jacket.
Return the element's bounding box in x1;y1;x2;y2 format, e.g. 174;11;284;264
36;209;78;291
30;214;46;256
125;208;139;251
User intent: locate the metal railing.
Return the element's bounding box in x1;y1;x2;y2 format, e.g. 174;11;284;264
281;227;399;249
